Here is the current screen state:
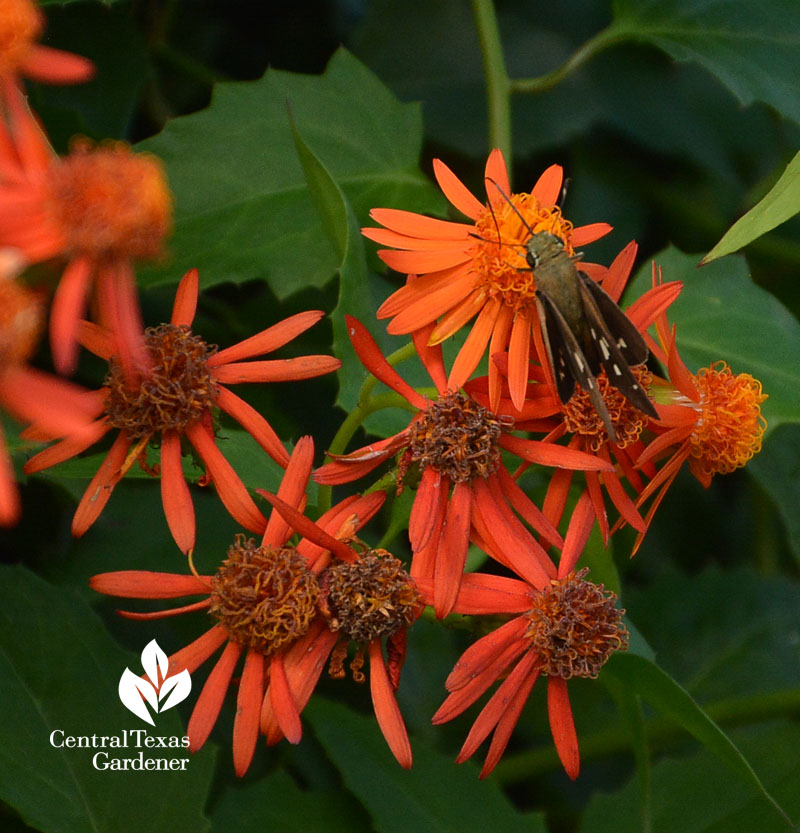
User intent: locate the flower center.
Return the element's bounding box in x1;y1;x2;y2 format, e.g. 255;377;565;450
209;534;320;654
472;193;574;312
45;140;172;262
525;568;628;679
688;361;767;479
320;550;420;644
0;0;41;78
0;277;43;367
403;391;502;483
104;324;218;437
562;366;653;451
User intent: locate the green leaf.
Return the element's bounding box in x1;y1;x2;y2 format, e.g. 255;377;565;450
628;246;800;432
210;770;363;833
604;653;794;829
747;424;800;563
137;49;440;298
0;564;216;833
611;0;800;124
581;722;800;833
288;112;375;411
703;150;800;262
305;696;545;833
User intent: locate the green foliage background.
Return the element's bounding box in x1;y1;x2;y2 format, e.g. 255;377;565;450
2;1;799;831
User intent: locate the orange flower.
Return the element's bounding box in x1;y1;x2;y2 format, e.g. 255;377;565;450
24;268;341;553
363;149;611;410
315;316;615;618
0;0;93;92
259;488;421;770
634;313;767;550
0;265;94;524
0;88;170;377
90;439;388;776
429;495;628;779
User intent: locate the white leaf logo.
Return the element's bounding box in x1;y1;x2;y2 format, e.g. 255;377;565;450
118;639;192;724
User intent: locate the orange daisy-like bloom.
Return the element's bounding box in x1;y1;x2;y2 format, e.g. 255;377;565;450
363;148;612;410
430;494;628;779
90;439;389;776
633;309;767;549
0;265;94;524
0;87;170;376
259;488;422;770
315;315;615;618
0;0;93;92
24;268;341;553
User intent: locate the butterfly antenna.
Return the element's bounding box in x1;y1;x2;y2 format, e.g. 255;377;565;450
485;176;535;239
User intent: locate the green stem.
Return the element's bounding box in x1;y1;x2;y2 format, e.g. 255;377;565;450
511;26;628;95
492;687;800;784
471;0;512;163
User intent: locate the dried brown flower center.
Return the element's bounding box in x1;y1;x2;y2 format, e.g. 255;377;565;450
563;366;653;450
0;0;41;77
404;391;502;483
525;568;628;679
104;324;218;437
0;278;43;367
45;140;172;261
209;534;319;654
320;550;420;644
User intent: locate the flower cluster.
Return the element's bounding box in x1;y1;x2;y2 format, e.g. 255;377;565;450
6;2;768;782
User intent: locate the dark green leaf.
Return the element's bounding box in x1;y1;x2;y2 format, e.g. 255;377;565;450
137;49;440;298
611;0;800;124
704;150;800;262
0;565;216;833
305;696;545;833
604;653;794;828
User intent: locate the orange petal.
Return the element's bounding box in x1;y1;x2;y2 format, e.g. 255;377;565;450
160;429;195;554
0;423;20;526
558;490;595;577
444;616;528;692
386;273;476;335
429;288;486;344
499;434;615;471
409;474;449;582
446;295;502;391
262;435;314;547
212;355;341;384
408;466;444;553
378;265;467;319
233;650;265;776
344;316;427;409
89;570;211;598
547;676;580;779
167;625;228;677
76;320;114;360
496;465;563;549
215;386;290;467
456;650;539;768
369;640;412;768
187;641;241;752
432;480;471;618
531;165;563;206
209;310;326;366
433;158;484;220
50;256;92;375
570;222;613;248
72;431;132;535
449;573;531;615
21;45;94;84
378;247;472;275
411;322;447;394
23;419;109;474
259;491;355;562
488;304;514;411
484;148;511;203
268;653;303;744
507;311;532;411
601;240;638;302
362;227;470;251
170;268;199;327
367;207;472;240
185;421;266;533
